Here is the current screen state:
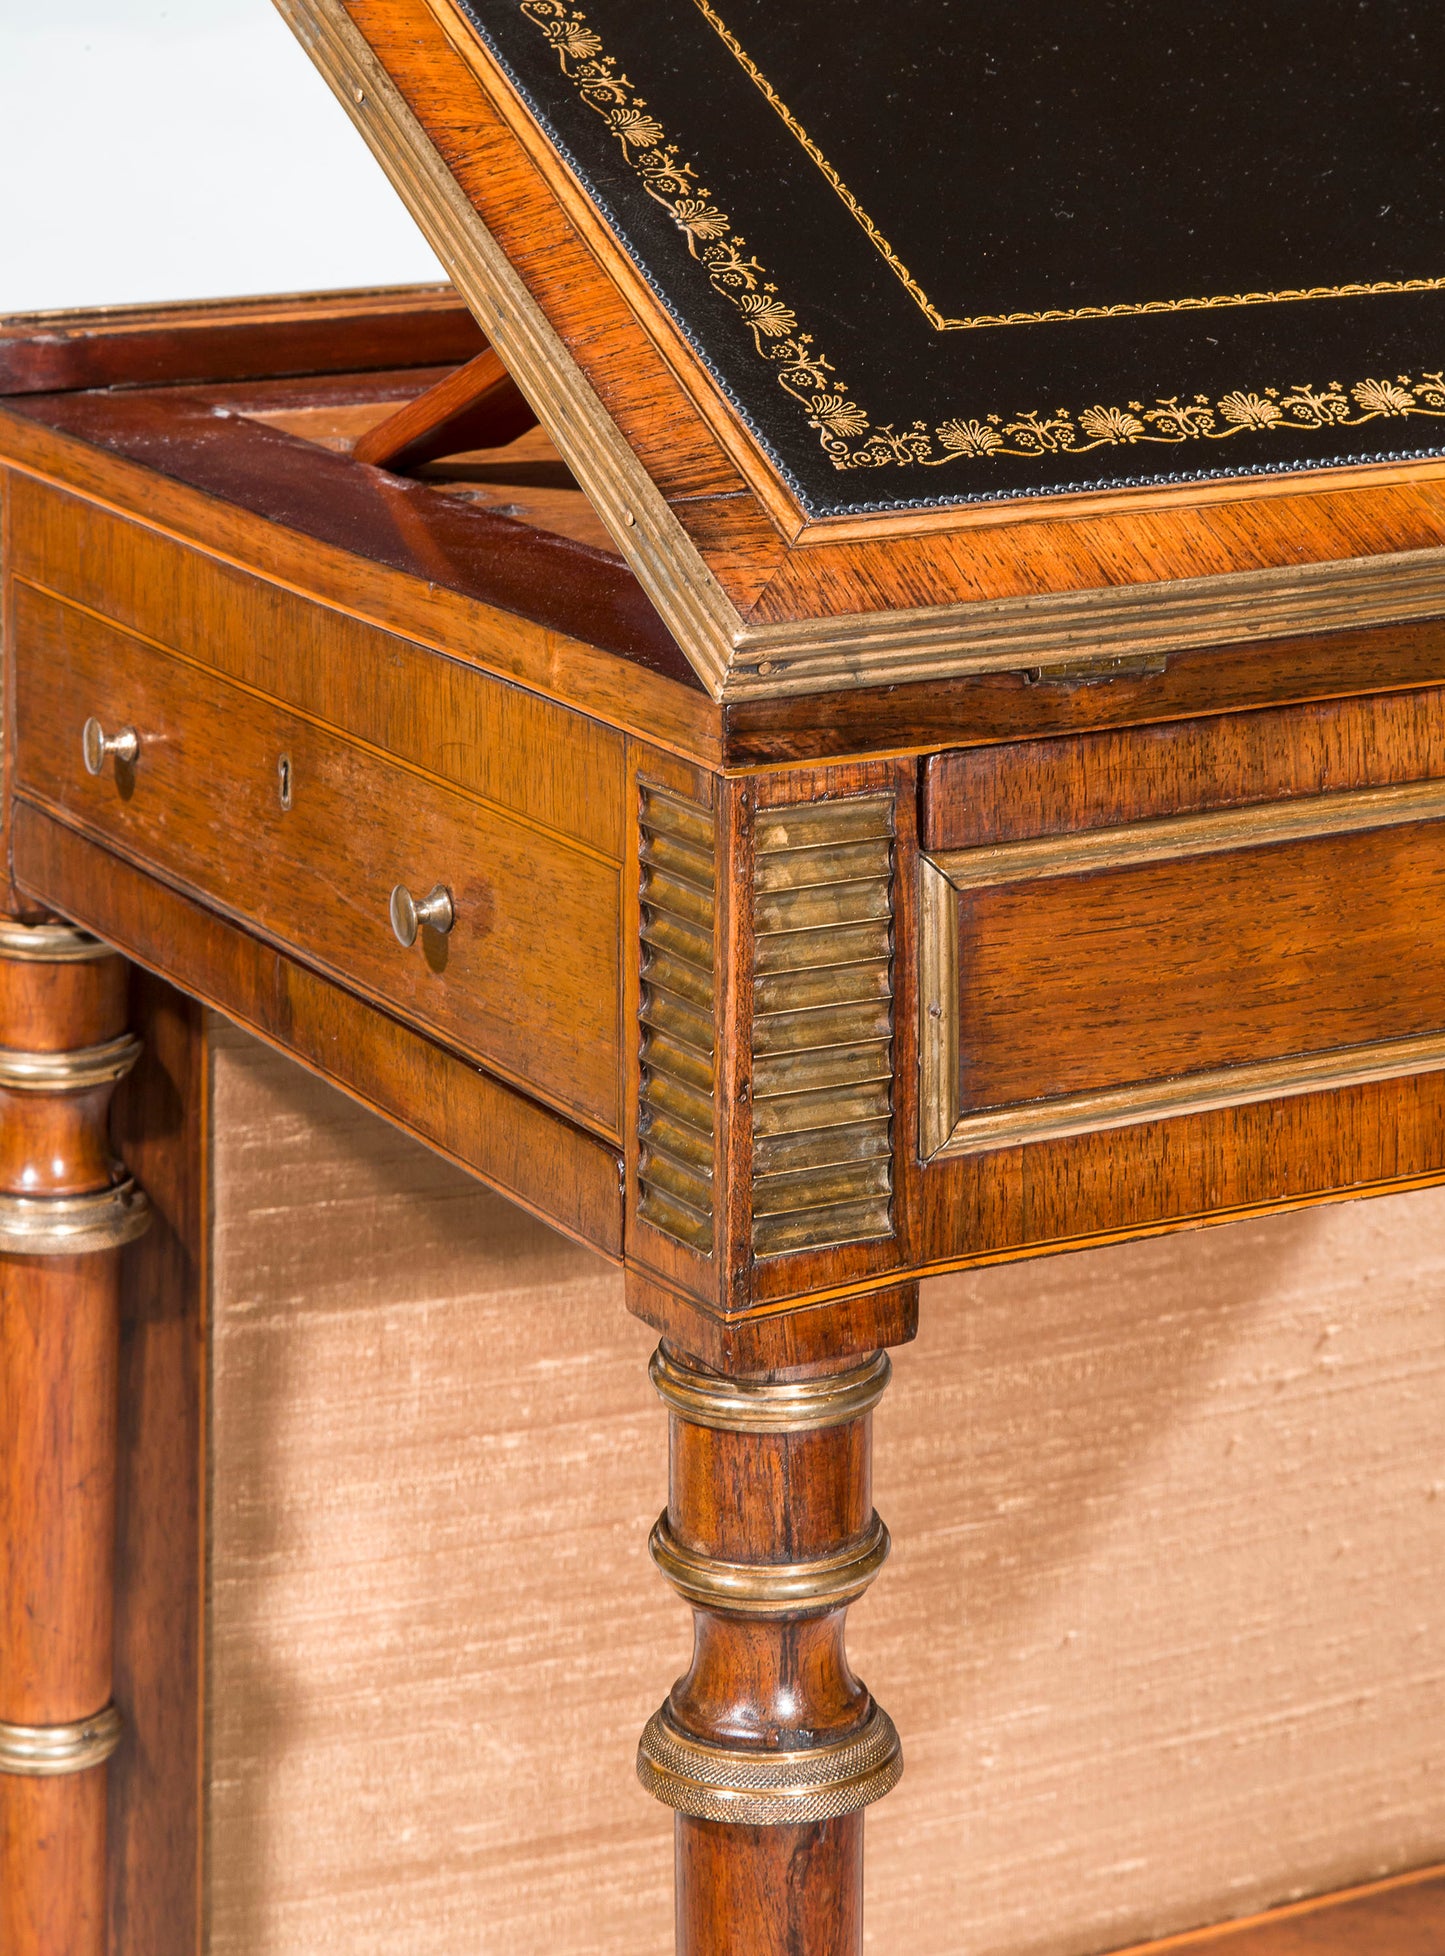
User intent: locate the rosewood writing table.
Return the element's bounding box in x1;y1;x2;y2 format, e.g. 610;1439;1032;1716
4;3;1445;1950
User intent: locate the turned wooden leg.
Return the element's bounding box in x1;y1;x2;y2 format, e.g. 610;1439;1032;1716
0;923;149;1956
638;1344;902;1956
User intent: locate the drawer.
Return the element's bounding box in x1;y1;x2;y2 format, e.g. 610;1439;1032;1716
919;693;1445;1157
13;586;621;1137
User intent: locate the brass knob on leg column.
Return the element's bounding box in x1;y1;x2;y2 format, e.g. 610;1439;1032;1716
81;718;140;775
389;883;454;947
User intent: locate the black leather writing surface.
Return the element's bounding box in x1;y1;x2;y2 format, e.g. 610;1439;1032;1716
461;1;1445;517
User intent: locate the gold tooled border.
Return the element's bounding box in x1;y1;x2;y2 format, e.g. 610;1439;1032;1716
518;0;1445;475
692;0;1445;334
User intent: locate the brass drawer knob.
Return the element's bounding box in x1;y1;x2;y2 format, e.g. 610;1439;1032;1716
81;718;140;775
389;882;454;947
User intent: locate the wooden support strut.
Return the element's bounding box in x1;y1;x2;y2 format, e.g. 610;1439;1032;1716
638;1342;903;1956
0;921;149;1956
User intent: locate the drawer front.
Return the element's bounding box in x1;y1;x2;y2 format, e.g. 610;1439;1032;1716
8;477;626;858
13;587;621;1137
919;694;1445;1157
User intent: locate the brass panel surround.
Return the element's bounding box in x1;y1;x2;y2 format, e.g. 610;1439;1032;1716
919;782;1445;1158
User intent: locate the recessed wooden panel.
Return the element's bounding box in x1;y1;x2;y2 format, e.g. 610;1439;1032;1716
7;477;626;858
11;588;622;1137
955;822;1445;1116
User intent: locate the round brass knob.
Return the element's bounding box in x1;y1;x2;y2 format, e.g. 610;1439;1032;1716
81;718;140;776
389;882;454;947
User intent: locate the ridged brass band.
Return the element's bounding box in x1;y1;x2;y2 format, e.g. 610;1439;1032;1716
0;922;115;964
650;1345;891;1433
0;1705;123;1777
649;1511;890;1616
637;1701;902;1825
0;1034;142;1093
0;1179;151;1256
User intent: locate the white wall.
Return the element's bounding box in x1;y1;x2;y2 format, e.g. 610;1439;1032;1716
0;0;443;315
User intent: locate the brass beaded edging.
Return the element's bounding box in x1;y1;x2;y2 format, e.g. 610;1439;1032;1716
0;1035;142;1093
0;1180;151;1257
0;1706;123;1778
0;922;115;964
650;1344;890;1432
649;1510;890;1616
637;1701;902;1825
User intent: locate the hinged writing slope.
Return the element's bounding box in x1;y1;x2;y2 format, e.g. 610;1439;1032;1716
277;0;1445;699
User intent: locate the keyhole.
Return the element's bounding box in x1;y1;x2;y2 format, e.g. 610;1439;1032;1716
277;754;293;811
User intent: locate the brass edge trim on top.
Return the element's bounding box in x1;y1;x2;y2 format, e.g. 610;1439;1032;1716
0;1033;142;1093
0;1706;123;1777
0;1179;151;1256
650;1343;890;1431
636;1700;902;1825
0;921;114;963
930;774;1445;890
722;545;1445;697
935;1029;1445;1159
649;1509;890;1614
277;0;744;702
693;0;1445;334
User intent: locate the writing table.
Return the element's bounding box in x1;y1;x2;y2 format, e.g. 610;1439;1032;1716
3;3;1445;1949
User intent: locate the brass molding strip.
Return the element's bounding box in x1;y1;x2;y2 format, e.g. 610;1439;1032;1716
930;774;1445;892
649;1510;890;1615
940;1029;1445;1158
637;1700;902;1826
0;1034;142;1093
0;1706;123;1777
0;921;115;964
651;1344;890;1432
0;1179;151;1256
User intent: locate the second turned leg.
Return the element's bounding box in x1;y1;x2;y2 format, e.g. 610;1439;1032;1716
638;1344;902;1956
0;923;150;1956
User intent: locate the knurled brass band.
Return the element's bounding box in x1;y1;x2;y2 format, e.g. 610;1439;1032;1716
0;922;115;965
0;1179;151;1256
0;1034;142;1093
637;1701;902;1825
649;1510;890;1616
0;1705;123;1777
650;1345;891;1433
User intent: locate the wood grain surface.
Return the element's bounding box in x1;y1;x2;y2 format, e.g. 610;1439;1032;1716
108;975;207;1956
954;823;1445;1111
198;1029;1445;1956
13;588;623;1136
8;476;627;857
924;687;1445;850
10;805;623;1258
0;285;484;396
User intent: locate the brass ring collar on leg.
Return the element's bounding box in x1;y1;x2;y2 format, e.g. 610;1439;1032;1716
0;1034;142;1093
637;1701;902;1826
0;922;114;964
649;1510;890;1616
0;1706;123;1777
0;1179;151;1255
649;1345;890;1433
